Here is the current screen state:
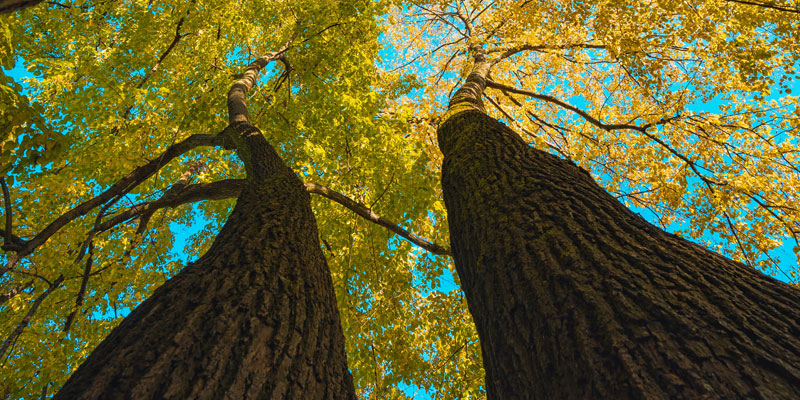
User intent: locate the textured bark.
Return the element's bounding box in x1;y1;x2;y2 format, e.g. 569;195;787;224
438;110;800;399
55;124;355;399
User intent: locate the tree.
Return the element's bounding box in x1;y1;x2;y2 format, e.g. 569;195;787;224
390;0;800;397
52;45;364;398
440;91;800;398
3;0;800;398
1;1;480;398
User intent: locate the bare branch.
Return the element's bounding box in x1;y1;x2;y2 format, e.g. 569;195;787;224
485;94;572;160
413;4;468;38
388;37;466;73
471;0;497;24
97;179;450;256
485;79;678;133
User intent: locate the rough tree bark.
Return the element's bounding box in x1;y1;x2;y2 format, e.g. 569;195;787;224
54;52;356;399
54;125;355;399
438;68;800;398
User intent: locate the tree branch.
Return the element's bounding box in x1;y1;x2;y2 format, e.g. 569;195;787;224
488;43;606;64
726;0;800;13
304;182;451;256
95;179;245;234
486;79;643;130
486;80;799;278
136;8;192;90
94;178;451;256
0;133;226;276
0;275;64;362
0;177;19;252
93;176;452;257
63;242;93;334
0;228;26;251
0;280;32;305
484;94;572;160
485;78;680;135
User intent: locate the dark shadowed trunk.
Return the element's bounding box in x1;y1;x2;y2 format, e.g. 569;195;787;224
54;122;356;399
54;47;356;399
438;109;800;399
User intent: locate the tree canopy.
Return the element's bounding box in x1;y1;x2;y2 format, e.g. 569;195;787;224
1;0;798;398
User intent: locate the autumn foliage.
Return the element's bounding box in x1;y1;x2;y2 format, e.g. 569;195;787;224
1;0;799;398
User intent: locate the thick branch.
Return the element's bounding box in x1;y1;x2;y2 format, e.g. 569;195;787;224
96;179;450;256
0;178;18;252
95;179;245;233
0;229;26;250
305;182;451;256
24;134;222;253
0;133;225;276
447;60;491;114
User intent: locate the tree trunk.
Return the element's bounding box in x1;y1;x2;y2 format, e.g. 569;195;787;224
55;125;356;399
438;109;800;399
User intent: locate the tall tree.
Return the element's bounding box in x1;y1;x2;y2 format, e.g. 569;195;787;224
1;1;480;398
54;45;360;398
387;0;800;397
389;0;800;279
440;83;800;398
